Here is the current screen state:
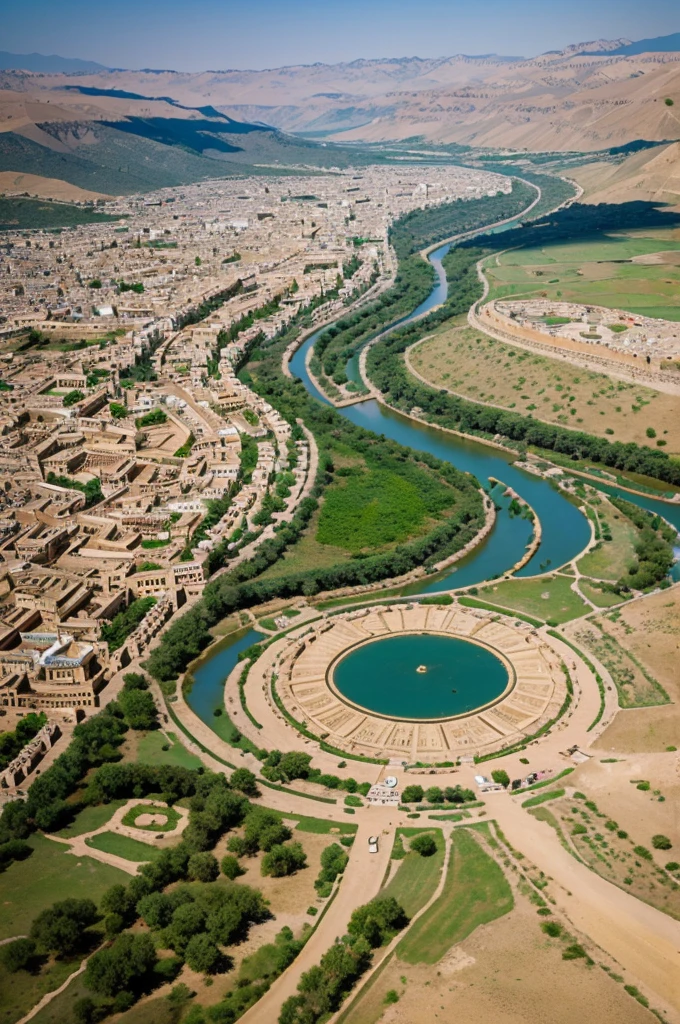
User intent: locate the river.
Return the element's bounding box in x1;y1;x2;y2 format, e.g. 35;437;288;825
190;213;679;716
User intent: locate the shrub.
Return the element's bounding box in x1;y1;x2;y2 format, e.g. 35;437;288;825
261;842;307;878
410;834;437;857
221;855;245;880
344;795;363;807
652;834;672;851
491;769;510;788
230;768;260;797
384;990;399;1004
401;785;424;803
541;921;562;938
665;861;680;872
184;934;222;974
633;845;653;861
562;943;588;960
187;852;220;883
1;937;37;973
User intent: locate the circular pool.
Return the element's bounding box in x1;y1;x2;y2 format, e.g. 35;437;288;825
329;632;512;721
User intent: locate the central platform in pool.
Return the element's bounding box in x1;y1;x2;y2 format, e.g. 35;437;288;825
330;632;511;721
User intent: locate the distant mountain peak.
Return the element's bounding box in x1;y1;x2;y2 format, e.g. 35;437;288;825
0;50;110;73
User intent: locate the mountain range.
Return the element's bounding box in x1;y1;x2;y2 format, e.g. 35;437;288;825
0;33;679;202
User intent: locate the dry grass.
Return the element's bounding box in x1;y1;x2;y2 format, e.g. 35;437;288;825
409;325;680;451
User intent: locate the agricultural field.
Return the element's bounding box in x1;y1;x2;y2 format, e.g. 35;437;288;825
408;324;680;450
484;229;680;321
478;573;590;624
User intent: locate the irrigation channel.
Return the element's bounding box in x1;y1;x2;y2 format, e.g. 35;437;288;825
188;214;680;723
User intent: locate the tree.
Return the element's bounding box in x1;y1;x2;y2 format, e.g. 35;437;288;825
277;751;312;781
652;834;672;850
1;937;36;973
491;769;510;788
73;997;99;1024
262;842;307;878
401;785;423;803
117;688;158;730
184;933;222;974
348;897;408;948
63;389;85;407
425;786;444;804
109;402;128;419
243;808;291;854
85;932;157;997
410;834;437;857
187;852;219;883
221;854;245;880
230;767;259;797
30;898;98;956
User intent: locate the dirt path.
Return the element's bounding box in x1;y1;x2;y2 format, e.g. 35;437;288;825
238;813;395;1024
493;797;680;1015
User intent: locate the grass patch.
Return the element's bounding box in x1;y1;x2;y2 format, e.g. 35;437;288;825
478;575;589;624
121;803;181;832
577;499;639;580
85;831;161;862
396;827;513;963
522;787;565;808
56;800;126;838
135;730;204;769
0;834;128;940
0;957;78;1024
291;816;358;835
380;828;445;918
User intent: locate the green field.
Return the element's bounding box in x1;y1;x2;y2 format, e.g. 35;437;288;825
292;815;358;835
577;499;639;580
485;231;680;320
56;800;126;838
396;827;513;964
317;467;452;553
479;574;589;623
85;831;161;862
0;834;129;940
135;730;204;769
380;828;445;918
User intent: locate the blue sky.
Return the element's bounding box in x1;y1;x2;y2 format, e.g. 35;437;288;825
3;0;679;71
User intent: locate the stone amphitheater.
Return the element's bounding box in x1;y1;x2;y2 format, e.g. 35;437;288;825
271;603;568;762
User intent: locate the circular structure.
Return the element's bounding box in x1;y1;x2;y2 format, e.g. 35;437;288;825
330;633;511;720
273;603;568;762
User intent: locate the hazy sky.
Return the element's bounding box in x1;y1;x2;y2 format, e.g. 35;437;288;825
3;0;679;71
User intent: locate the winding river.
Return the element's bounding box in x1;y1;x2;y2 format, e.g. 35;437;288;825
189;210;680;717
290;232;680;592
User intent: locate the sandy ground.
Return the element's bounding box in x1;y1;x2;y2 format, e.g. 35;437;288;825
0;171;112;202
343;896;653;1024
573;759;680;866
592;587;680;751
407;325;680;450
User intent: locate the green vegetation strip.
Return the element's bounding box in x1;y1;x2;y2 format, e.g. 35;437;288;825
396;827;513;963
458;596;543;627
380;828;446;919
522;787;566;808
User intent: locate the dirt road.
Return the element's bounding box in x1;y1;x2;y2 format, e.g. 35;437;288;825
493;796;680;1015
238;812;394;1024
